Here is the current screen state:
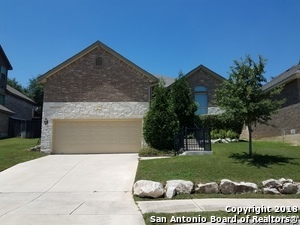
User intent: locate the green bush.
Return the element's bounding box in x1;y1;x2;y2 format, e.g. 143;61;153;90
210;129;239;139
195;114;243;135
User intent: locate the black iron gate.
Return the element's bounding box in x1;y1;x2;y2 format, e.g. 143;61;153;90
174;127;211;154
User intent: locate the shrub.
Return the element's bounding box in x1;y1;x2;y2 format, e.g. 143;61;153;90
143;81;179;151
195;114;243;135
139;147;161;157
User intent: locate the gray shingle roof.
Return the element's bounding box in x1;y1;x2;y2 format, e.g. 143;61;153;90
263;63;300;91
6;85;35;104
0;104;14;114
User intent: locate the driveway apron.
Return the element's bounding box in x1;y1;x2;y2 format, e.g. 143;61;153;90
0;154;144;225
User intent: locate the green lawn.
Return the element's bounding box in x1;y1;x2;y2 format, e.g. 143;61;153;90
0;138;46;172
135;141;300;192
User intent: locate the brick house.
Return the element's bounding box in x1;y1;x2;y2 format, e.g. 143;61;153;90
250;63;300;145
0;45;36;138
39;40;225;154
182;64;225;115
160;65;225;115
39;41;158;154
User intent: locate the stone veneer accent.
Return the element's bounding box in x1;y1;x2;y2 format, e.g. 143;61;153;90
41;102;149;153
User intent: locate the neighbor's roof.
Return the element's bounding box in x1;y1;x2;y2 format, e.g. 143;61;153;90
6;85;35;104
153;75;176;87
0;104;14;115
39;40;158;84
0;45;13;70
263;63;300;91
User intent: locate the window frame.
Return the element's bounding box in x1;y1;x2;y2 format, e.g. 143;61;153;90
194;85;208;115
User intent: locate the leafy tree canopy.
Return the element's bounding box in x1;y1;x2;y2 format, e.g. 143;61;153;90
214;55;285;157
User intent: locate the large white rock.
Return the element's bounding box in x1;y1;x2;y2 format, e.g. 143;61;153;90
278;178;293;185
220;179;258;194
279;183;298;194
297;183;300;195
133;180;164;198
262;179;282;188
165;180;194;194
165;186;176;198
219;179;236;194
263;188;281;195
196;182;219;194
235;182;258;194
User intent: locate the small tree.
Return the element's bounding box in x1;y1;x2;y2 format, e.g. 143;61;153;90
170;71;197;128
143;80;179;150
214;55;284;158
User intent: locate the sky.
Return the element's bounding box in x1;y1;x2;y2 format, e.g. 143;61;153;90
1;0;300;87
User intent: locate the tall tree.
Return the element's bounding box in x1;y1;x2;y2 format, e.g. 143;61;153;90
143;80;179;150
170;71;197;128
214;55;284;157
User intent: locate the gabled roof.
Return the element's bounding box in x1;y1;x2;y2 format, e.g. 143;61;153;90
184;64;225;82
263;63;300;91
38;40;158;84
6;85;35;104
0;45;13;70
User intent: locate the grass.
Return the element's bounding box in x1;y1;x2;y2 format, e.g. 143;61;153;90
135;141;300;198
0;138;46;172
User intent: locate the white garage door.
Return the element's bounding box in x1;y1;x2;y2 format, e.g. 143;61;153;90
53;119;142;154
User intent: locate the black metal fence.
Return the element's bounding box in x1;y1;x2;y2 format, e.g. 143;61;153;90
8;118;41;138
174;127;211;154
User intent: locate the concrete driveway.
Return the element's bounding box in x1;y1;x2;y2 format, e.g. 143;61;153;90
0;154;144;225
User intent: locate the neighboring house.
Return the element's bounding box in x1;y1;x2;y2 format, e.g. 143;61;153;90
0;45;36;138
250;63;300;145
0;45;14;138
39;41;158;154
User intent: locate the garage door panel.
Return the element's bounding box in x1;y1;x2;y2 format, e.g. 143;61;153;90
53;120;142;154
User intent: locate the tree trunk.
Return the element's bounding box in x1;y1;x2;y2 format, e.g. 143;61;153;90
248;123;253;158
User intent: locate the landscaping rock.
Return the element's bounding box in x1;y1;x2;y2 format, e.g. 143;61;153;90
165;180;194;194
235;182;258;194
297;183;300;194
29;145;41;152
219;179;236;194
195;182;219;194
133;180;164;198
278;178;293;185
211;139;221;144
220;180;258;194
263;187;281;195
262;179;282;188
279;183;298;194
165;186;176;198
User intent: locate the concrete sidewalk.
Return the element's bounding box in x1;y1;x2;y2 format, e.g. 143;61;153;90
138;199;300;224
137;198;300;214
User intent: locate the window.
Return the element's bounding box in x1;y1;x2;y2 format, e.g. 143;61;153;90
0;94;4;105
195;85;208;115
95;57;103;67
1;66;7;80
